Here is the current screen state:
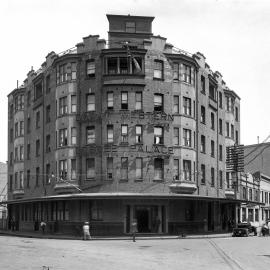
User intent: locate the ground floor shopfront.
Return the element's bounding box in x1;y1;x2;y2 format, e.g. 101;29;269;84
6;194;240;236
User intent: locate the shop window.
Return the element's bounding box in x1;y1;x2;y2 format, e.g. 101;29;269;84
91;201;103;220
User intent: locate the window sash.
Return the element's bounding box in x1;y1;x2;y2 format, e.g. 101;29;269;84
87;61;95;75
136;126;142;143
154;61;163;79
71;95;77;113
173;128;179;146
71;127;77;145
154;127;163;144
107;126;114;143
136;158;143;179
174;159;179;180
86;158;95;179
86;127;95;144
107;92;114;109
183;160;191;181
173;96;179;114
71;159;76;180
87;94;95;111
154;159;164;180
121;158;128;179
183;129;191;147
107;157;113;179
135;92;142;110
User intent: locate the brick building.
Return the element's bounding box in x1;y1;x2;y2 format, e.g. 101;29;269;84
7;14;244;235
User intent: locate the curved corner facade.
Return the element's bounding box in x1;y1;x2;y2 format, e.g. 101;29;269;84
7;14;242;236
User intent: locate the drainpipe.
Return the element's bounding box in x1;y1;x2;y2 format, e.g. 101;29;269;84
195;69;199;195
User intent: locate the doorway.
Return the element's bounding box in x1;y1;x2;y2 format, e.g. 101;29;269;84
136;208;149;233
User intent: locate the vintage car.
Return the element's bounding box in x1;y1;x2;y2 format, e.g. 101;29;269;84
232;222;257;237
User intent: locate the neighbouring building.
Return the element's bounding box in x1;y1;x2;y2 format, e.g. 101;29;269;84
7;14;245;236
0;162;7;229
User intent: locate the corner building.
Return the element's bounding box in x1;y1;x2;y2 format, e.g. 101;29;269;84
7;15;242;235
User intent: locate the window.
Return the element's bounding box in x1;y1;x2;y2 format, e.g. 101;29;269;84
71;95;77;113
58;64;67;83
119;57;128;74
248;209;254;222
211;140;215;157
201;75;205;93
121;92;128;110
59;129;68;147
173;128;179;146
235;130;239;145
71;62;77;80
86;126;95;144
19;145;24;161
154;127;163;145
46;105;51;123
210;112;215;130
91;201;103;221
9;175;13;191
14;147;18;161
15;122;18;137
135;92;142;110
235;107;239;121
26;170;30;188
59;160;67;180
59;97;68;115
126;21;136;32
107;157;113;180
201;106;205;123
154;94;163;112
36;111;40;128
154;158;164;180
219;145;223;161
201;164;205;184
15;172;18;189
107;92;114;110
121;157;128;180
243;187;247;200
209;84;216;101
173;159;179;180
226;172;230;189
183;160;191;181
27;91;31;106
71;159;76;180
182;64;191;84
107;57;118;74
136;158;143;179
36;139;40;156
219;119;223;135
226;122;230;137
231;124;234;139
19;171;24;189
219;92;223;108
154;60;163;79
27;144;30;160
173;96;179;114
173;63;179;80
46;163;51;184
211;168;215;186
183;97;191;116
35;82;43;100
107;125;113;143
86;60;95;76
219;170;223;189
9;128;13;143
121;125;128;142
86;94;95;111
46;135;51;152
71;127;77;145
27;117;31;133
19;121;24;136
86;158;95;179
46;75;51;94
135;125;142;143
183;129;191;147
36;167;40;187
249;189;253;201
201;135;206;153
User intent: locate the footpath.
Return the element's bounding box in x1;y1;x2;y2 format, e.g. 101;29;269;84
0;230;232;241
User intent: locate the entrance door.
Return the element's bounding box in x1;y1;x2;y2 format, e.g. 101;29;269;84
136;208;149;233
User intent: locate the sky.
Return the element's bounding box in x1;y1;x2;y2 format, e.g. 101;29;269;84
0;0;270;163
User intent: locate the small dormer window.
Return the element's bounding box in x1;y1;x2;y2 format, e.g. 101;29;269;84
126;21;136;33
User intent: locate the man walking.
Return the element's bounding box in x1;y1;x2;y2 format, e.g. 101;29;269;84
83;222;91;240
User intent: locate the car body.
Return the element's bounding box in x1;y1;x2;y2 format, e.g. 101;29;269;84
232;222;257;237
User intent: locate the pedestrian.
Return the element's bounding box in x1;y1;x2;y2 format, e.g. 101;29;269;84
83;221;91;240
131;219;138;242
40;221;47;234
